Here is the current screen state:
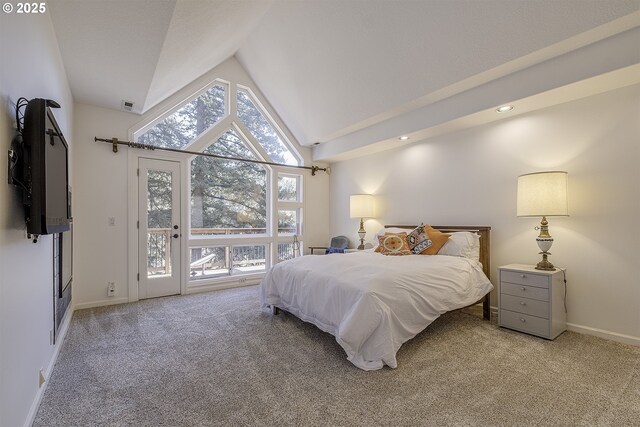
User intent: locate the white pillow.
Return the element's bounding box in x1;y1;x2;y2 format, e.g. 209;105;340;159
437;232;480;261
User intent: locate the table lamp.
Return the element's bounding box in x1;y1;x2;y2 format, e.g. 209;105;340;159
350;194;375;250
517;171;568;270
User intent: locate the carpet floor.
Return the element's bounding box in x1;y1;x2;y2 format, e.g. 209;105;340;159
34;285;639;426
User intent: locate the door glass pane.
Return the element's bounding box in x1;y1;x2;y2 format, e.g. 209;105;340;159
147;170;173;278
189;246;229;280
232;245;266;274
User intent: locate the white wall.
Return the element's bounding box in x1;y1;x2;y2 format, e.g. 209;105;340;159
72;103;140;307
329;85;640;342
0;10;74;427
73;57;331;308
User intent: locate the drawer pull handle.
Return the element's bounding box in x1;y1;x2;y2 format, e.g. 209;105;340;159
521;287;526;291
520;274;526;278
520;302;526;306
520;318;526;323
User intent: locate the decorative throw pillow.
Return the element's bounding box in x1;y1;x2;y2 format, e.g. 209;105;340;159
407;224;433;254
373;227;410;252
377;232;412;256
374;231;393;252
420;225;451;255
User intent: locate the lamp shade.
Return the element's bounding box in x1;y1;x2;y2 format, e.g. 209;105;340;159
350;194;375;218
517;171;569;217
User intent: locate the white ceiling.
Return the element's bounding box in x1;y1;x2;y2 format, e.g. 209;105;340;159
48;0;176;114
48;0;270;113
48;0;640;159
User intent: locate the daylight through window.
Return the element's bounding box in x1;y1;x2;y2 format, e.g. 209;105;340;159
135;79;304;284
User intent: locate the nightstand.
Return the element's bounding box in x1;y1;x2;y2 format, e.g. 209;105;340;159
498;264;566;339
308;246;328;255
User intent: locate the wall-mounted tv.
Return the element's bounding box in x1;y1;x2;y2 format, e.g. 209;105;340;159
22;98;71;235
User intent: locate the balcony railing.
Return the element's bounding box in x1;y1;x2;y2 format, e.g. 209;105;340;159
147;227;299;278
191;227;297;236
147;228;172;276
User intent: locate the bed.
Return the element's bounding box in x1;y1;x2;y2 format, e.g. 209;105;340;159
259;225;493;370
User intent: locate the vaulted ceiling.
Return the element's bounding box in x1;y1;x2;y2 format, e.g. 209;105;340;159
49;0;640;161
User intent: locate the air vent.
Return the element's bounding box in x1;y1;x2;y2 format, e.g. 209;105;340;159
121;100;134;112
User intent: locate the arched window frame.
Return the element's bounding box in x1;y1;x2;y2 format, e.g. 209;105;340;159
128;75;305;293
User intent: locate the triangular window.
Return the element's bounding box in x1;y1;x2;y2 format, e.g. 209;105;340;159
237;88;298;165
138;84;226;149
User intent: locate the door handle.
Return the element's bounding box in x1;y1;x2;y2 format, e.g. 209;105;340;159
173;225;179;230
172;233;179;239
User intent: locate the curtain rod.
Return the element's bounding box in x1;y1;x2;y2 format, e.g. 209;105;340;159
94;137;329;176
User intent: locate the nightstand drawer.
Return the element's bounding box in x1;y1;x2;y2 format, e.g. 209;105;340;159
500;294;549;318
501;270;549;288
500;309;550;338
501;282;549;302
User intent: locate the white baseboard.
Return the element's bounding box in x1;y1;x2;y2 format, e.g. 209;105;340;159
74;280;262;310
567;323;640;346
24;305;74;427
73;297;128;310
187;279;261;295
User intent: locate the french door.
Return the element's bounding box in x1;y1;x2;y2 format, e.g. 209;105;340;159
138;158;181;299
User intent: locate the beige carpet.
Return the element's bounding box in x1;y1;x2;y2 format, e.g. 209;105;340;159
34;285;639;426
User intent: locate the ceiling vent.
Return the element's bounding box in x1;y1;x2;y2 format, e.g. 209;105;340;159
121;100;134;112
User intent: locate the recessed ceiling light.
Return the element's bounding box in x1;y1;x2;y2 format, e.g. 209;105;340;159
496;105;514;113
398;135;410;141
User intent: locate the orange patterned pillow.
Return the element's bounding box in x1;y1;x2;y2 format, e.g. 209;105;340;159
374;233;386;252
377;232;412;256
374;231;402;252
420;225;450;255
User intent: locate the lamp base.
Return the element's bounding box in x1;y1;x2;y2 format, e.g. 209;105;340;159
535;252;555;271
357;218;366;251
534;216;555;270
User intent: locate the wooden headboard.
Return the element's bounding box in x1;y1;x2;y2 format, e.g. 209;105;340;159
385;225;492;320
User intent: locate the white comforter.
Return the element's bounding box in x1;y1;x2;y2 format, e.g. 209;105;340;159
259;251;493;370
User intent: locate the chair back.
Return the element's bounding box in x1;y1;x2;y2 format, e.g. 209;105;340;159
329;235;349;249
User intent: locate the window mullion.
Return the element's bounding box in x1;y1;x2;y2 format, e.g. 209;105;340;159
229;81;237;117
184;115;234;153
234;120;272;163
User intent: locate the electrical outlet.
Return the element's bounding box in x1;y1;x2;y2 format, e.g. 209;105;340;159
107;281;115;297
108;217;116;226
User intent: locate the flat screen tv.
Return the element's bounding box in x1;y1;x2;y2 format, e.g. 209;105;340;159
22;98;71;235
